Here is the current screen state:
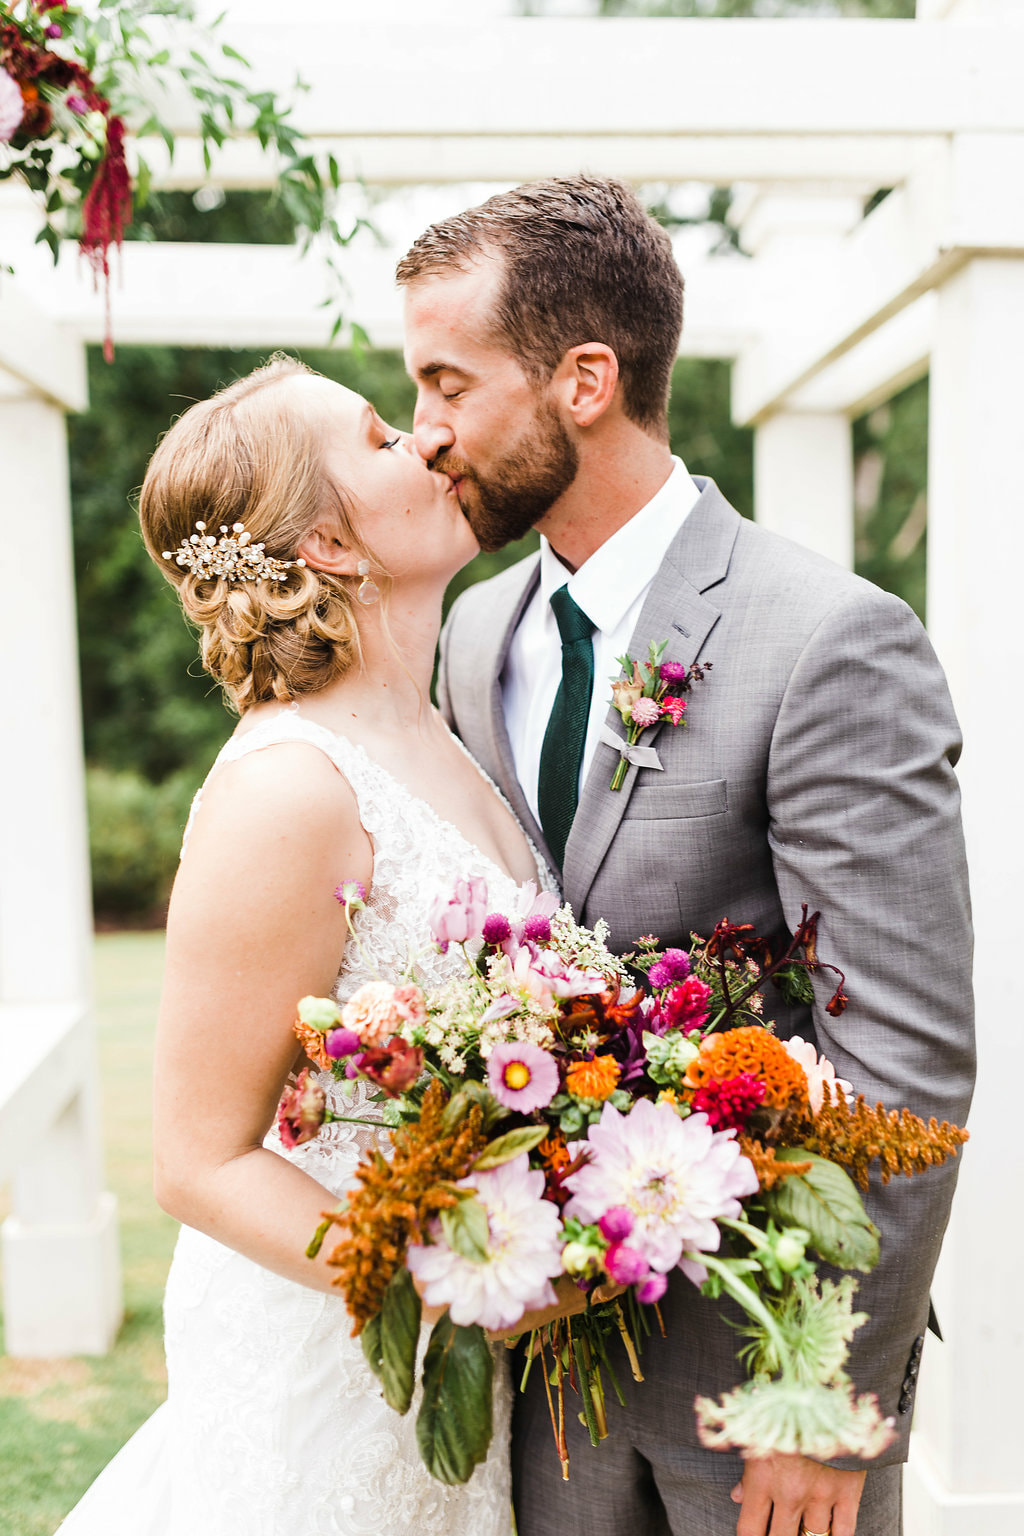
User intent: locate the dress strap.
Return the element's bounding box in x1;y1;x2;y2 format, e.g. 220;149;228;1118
180;706;376;859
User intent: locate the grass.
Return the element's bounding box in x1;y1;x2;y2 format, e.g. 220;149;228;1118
0;933;177;1536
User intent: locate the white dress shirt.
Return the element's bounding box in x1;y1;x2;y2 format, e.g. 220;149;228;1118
502;457;701;825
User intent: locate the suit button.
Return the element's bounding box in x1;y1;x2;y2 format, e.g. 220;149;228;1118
899;1391;914;1414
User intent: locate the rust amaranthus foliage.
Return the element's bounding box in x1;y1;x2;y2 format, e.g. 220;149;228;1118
324;1080;486;1334
771;1093;969;1192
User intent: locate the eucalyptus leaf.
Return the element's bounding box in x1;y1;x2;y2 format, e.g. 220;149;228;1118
417;1317;494;1485
440;1196;490;1263
764;1151;880;1273
472;1125;547;1169
377;1266;422;1415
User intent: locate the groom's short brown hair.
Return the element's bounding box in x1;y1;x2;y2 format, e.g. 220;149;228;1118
396;174;683;440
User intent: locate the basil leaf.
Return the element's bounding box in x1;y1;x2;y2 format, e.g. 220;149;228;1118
764;1151;880;1273
416;1316;494;1484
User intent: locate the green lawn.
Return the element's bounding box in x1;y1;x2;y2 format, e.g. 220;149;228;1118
0;934;177;1536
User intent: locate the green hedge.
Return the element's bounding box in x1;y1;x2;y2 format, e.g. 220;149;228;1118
86;766;197;920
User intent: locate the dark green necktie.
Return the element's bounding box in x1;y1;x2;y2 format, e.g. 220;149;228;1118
538;585;596;869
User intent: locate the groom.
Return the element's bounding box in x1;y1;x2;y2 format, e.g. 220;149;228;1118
398;176;974;1536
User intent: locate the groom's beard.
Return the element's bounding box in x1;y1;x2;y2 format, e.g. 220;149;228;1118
431;399;579;553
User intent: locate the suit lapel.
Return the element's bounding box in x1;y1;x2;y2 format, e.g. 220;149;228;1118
563;479;741;913
473;556;556;865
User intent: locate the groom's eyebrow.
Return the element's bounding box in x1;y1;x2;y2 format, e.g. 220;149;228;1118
414;360;469;382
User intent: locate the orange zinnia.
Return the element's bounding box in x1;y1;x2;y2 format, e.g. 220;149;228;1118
686;1026;808;1110
565;1054;621;1102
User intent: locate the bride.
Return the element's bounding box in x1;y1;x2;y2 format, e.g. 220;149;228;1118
56;355;568;1536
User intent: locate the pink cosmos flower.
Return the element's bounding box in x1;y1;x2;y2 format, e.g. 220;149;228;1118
429;876;489;951
487;1041;560;1113
564;1099;759;1280
276;1068;327;1149
782;1036;854;1114
630;697;661;729
0;70;25;144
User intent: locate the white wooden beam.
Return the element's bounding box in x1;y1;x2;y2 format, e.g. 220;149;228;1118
1;235;759;359
159;17;1024;139
731;133;1024;424
0;275;88;412
133;133;938;192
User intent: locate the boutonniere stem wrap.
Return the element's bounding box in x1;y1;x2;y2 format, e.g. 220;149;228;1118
607;641;711;791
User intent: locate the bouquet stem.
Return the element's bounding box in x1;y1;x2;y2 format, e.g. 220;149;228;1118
612;1300;645;1382
610;757;629;792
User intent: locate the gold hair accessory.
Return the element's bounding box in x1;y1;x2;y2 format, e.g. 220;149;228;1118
355;558;381;606
162;521;305;583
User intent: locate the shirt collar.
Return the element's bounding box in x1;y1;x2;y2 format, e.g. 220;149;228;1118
538;457;700;634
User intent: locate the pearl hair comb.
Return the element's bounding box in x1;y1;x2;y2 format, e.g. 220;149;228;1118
162;521;305;583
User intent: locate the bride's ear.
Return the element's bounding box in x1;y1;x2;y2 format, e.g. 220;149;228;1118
296;521;358;576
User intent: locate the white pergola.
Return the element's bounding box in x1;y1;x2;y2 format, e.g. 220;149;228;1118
2;1;1022;1529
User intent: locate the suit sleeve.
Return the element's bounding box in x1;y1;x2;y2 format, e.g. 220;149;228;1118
766;583;975;1466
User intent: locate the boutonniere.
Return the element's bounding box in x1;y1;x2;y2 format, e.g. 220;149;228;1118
605;640;711;790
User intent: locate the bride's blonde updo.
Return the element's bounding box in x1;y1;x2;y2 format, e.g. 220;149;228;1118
140;356;375;713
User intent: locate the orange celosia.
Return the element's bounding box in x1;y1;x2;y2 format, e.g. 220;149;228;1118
737;1135;813;1191
323;1079;485;1333
565;1055;621;1102
686;1026;809;1111
794;1096;970;1191
293;1018;333;1072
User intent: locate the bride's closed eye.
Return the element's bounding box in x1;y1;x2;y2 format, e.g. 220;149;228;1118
381;435;401;450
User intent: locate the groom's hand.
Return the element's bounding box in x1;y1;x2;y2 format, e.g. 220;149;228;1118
731;1453;866;1536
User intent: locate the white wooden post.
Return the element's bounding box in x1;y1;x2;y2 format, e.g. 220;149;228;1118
0;349;123;1355
903;255;1024;1533
752;412;854;569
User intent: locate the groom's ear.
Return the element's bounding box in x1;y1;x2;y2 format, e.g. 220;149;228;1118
555;343;619;429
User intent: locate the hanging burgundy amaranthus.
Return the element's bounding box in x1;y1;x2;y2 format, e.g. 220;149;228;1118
1;1;131;359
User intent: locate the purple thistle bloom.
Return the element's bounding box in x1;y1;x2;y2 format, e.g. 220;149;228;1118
482;912;513;946
636;1271;668;1305
660;660;689;682
325;1026;362;1060
604;1242;650;1286
522;913;552;944
598;1206;634;1243
334;879;367;911
45;21;62;35
647;948;691;989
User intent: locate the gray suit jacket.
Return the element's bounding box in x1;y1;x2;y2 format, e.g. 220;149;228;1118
438;476;974;1467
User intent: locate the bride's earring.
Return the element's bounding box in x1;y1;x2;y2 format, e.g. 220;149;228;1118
355;559;380;606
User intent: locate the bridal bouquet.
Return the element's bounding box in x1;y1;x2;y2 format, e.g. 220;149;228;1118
280;880;968;1485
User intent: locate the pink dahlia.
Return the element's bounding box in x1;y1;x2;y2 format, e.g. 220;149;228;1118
564;1098;759;1280
340;980;407;1046
487;1041;560;1112
407;1154;562;1330
0;70;24;144
782;1035;854;1114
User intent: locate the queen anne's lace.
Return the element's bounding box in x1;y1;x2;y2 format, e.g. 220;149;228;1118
60;708;554;1536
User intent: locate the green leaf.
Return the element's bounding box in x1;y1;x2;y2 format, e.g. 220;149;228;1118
472;1124;547;1170
764;1151;880;1273
376;1266;422;1414
417;1317;494;1484
360;1311;384;1380
773;963;815;1006
440;1196;490;1262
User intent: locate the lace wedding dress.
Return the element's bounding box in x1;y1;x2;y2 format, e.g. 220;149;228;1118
57;707;553;1536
